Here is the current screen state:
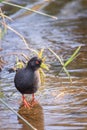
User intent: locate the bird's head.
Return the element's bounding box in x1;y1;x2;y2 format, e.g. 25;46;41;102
27;57;42;71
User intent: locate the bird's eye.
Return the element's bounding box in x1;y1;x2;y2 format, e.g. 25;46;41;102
36;61;39;64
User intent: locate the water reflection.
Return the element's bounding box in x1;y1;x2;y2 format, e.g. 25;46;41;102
43;77;87;130
18;103;44;130
1;0;87;130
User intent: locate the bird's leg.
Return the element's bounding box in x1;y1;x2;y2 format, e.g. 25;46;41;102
32;93;35;102
31;93;38;106
22;95;31;109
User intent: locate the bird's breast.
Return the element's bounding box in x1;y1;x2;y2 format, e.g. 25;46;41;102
33;71;41;87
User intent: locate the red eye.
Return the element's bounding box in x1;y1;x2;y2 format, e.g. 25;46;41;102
36;61;39;64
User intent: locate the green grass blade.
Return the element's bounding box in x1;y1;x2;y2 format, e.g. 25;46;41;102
0;98;37;130
48;48;72;82
0;92;4;98
63;67;72;83
64;46;81;67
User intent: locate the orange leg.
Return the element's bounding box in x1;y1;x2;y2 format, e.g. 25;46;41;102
31;93;38;106
22;95;31;109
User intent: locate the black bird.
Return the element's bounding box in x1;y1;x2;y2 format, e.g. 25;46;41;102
14;57;42;108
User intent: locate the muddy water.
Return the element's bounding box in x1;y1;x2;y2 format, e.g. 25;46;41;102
0;0;87;130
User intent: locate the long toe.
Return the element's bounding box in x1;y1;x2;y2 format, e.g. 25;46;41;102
31;99;38;107
23;99;31;109
22;95;32;109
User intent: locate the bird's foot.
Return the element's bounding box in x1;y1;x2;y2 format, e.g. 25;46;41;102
30;94;38;107
31;99;38;107
23;99;31;109
22;95;31;109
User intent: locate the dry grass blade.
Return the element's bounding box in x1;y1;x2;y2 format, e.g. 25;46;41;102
0;8;7;40
48;48;72;83
0;98;37;130
0;56;6;71
0;13;13;21
2;1;57;19
0;21;38;54
1;52;29;60
0;8;6;27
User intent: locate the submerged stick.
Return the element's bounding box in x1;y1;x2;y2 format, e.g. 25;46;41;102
0;98;37;130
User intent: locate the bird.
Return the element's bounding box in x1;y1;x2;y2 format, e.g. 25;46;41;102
14;57;42;108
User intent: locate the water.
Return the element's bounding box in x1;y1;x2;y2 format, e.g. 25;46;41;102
0;0;87;130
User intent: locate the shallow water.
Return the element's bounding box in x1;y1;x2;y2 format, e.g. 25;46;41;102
0;0;87;130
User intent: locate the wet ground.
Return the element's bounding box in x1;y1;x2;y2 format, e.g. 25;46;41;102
0;0;87;130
